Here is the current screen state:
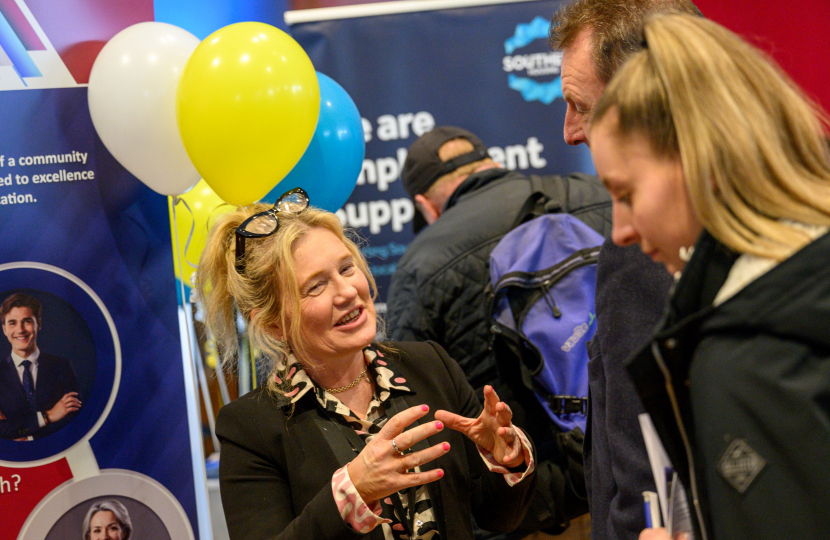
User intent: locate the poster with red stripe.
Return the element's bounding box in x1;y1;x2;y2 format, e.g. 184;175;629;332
0;3;205;539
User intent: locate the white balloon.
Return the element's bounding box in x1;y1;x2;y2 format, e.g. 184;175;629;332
88;22;201;196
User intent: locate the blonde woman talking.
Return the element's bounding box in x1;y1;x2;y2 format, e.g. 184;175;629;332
197;189;536;540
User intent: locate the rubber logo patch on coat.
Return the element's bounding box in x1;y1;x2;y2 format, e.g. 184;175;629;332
717;438;766;493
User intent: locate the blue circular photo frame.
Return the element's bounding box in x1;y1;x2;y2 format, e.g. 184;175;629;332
0;263;120;463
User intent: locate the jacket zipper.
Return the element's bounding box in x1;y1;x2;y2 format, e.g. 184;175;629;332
494;247;600;290
497;259;596;294
651;342;708;540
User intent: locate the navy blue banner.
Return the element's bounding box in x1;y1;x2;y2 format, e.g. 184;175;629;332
0;88;200;540
288;0;595;308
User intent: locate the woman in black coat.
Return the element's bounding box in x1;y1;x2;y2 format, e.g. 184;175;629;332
197;190;536;540
589;14;830;540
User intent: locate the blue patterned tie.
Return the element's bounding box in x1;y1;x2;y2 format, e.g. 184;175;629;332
21;360;37;411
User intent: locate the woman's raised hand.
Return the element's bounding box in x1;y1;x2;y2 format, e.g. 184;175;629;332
435;385;525;468
347;404;450;504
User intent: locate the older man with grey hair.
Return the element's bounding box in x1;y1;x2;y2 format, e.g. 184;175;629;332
548;1;701;540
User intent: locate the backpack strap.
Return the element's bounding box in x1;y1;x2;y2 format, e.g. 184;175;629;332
529;173;614;238
510;174;567;229
531;173;567;214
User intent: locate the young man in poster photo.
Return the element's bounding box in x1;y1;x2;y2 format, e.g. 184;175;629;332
0;292;82;440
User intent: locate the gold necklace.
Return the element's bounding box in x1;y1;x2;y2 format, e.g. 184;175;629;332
323;368;367;394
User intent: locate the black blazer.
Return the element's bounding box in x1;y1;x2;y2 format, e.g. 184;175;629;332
216;341;537;540
0;353;80;439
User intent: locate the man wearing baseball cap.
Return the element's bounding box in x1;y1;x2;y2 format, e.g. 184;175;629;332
400;127;494;227
389;126;523;396
387;126;610;536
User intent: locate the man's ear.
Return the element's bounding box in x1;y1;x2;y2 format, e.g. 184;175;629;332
414;194;441;225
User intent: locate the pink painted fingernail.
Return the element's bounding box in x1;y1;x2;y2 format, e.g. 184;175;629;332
442;442;450;451
435;421;443;430
437;469;444;478
421;405;429;412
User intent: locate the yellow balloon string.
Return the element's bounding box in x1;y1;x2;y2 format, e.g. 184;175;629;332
174;196;200;273
171;196;221;449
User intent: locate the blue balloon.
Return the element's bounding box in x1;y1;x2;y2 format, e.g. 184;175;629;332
263;72;365;212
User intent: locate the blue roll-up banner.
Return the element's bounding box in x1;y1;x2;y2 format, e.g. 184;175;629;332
287;0;595;310
0;4;206;540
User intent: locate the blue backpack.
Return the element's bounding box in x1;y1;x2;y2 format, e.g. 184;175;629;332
487;174;609;434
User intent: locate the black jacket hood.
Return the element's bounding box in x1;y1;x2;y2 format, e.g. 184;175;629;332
699;230;830;350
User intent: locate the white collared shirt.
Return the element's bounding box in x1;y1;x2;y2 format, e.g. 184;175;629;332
10;347;45;432
11;347;41;387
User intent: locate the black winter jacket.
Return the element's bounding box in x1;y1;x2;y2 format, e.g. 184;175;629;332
387;168;611;395
626;230;830;540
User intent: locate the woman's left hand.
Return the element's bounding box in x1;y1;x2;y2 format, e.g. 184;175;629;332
435;385;525;468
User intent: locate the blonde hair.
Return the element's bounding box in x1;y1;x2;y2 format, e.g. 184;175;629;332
592;14;830;260
197;204;377;397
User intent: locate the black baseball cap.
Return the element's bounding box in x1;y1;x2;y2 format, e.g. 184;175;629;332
401;126;490;200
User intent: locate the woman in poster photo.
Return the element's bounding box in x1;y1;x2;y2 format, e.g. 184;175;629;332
82;500;132;540
588;13;830;540
197;190;537;540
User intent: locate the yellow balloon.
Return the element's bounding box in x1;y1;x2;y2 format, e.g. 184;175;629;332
176;22;320;206
169;179;233;286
